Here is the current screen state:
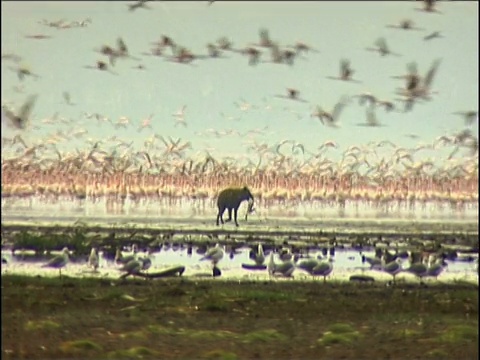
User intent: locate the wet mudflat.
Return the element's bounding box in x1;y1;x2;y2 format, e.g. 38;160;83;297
2;275;478;360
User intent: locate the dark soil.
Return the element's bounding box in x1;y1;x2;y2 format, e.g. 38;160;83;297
2;275;478;360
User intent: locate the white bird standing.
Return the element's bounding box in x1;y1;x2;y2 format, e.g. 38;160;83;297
88;247;99;271
200;243;224;277
251;243;265;265
115;244;138;265
42;247;69;277
200;243;224;265
268;252;295;278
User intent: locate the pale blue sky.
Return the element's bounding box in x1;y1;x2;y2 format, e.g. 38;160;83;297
1;0;478;164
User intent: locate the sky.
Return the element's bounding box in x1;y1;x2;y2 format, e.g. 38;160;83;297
1;0;478;167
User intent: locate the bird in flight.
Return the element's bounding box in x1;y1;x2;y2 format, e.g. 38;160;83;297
128;0;151;12
275;88;307;103
2;94;38;130
239;47;261;66
355;106;385;127
24;34;52;39
453;111;477;126
311;96;349;128
84;60;118;74
386;19;424;31
327;59;361;83
173;106;187;127
415;0;441;14
355;92;395;112
62;92;75;106
424;31;443;41
8;64;40;81
365;38;401;57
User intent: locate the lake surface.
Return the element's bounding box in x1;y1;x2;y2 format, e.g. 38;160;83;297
2;245;478;284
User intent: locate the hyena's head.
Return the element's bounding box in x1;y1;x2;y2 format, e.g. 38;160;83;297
242;186;254;202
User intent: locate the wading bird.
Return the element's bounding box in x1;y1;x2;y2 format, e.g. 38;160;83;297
42;247;70;277
200;243;224;277
268;252;295;278
88;247;99;271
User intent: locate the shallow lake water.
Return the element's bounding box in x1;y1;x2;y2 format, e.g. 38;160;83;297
2;245;478;284
2;196;478;283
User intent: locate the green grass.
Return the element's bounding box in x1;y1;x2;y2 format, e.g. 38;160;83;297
107;346;159;359
25;319;60;331
3;275;478;360
438;325;478;343
202;349;239;360
241;329;287;343
59;339;103;353
317;323;362;346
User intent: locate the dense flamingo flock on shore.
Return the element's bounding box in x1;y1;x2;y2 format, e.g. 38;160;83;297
2;134;477;216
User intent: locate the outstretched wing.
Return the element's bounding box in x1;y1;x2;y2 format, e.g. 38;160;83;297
423;58;441;89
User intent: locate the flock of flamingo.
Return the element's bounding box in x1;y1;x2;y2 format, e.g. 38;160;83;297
1;129;478;217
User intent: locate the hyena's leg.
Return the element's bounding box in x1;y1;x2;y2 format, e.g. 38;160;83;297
233;207;239;227
225;208;233;222
217;206;226;225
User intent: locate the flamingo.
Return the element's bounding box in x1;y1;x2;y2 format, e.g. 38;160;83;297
311;96;349;128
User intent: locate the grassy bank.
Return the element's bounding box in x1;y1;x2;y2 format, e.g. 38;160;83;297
2;275;478;359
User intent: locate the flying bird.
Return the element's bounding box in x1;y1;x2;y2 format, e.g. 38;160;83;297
2;94;38;130
24;34;52;39
8;65;40;81
415;0;441;14
386;19;424;31
311;96;349;128
327;59;361;83
275;88;307;103
62;91;75;106
173;105;187;127
365;38;401;57
453;111;477;126
128;0;151;12
424;31;443;41
356;106;385;127
84;60;118;74
240;47;261;66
